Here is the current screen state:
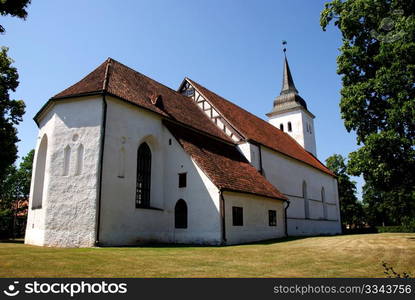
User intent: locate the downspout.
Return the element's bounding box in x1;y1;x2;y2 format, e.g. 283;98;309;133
95;58;111;246
95;93;107;246
258;144;263;175
219;190;226;245
284;200;290;237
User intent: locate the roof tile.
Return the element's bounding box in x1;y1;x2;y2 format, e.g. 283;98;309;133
186;78;334;176
164;121;286;200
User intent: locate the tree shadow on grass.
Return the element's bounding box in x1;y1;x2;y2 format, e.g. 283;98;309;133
106;236;313;248
247;236;312;246
0;239;24;244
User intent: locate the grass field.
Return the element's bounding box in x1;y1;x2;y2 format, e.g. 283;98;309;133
0;233;414;277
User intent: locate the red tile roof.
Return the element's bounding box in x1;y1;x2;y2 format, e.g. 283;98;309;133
46;58;286;200
52;58;232;143
164;121;286;200
43;57;331;201
185;78;334;176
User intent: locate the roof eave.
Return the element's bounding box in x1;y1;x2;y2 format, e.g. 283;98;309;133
245;138;335;177
220;188;288;202
33;90;105;127
266;105;315;119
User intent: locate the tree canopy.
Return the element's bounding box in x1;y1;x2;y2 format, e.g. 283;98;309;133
321;0;415;224
0;149;33;238
326;154;364;228
0;47;25;183
0;0;31;33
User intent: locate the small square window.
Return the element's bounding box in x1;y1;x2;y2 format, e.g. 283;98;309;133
232;206;243;226
178;173;187;188
269;210;277;226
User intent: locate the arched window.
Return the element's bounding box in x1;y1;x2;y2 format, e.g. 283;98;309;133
136;143;151;208
321;187;327;219
280;123;284;131
303;181;309;219
288;122;292;132
309;123;312;134
63;145;71;176
75;144;84;175
32;135;48;209
175;199;187;228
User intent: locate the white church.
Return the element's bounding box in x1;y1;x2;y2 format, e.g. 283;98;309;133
25;56;341;247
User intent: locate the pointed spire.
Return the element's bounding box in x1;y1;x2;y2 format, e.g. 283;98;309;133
280;55;298;95
266;47;309;118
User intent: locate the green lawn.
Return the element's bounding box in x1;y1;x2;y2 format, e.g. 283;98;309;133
1;233;414;277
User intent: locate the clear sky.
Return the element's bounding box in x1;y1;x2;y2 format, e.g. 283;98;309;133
1;0;364;197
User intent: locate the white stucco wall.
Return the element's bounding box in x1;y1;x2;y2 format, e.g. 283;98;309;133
237;143;260;171
98;97;222;245
268;109;317;156
24;111;55;246
260;146;341;235
223;191;285;245
25;96;103;247
26;91;341;247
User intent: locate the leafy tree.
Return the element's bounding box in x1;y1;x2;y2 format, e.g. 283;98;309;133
0;47;25;184
0;149;33;238
0;0;32;185
326;154;364;229
0;0;31;33
321;0;415;224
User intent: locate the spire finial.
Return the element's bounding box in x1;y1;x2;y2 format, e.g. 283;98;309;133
280;42;298;95
282;40;287;54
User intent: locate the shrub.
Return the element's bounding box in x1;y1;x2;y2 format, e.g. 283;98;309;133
376;219;415;233
0;209;13;239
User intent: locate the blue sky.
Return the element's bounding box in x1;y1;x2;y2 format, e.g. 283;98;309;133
1;0;364;197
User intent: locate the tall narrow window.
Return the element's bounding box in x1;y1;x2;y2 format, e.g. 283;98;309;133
178;173;187;188
232;206;243;226
63;145;71;176
75;144;84;175
303;181;309;219
279;123;284;131
175;199;188;228
322;187;327;219
136;143;151;208
32;135;48;209
288;122;292;132
118;147;126;178
269;210;277;226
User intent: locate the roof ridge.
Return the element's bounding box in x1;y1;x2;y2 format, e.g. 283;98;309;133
102;58;112;91
107;58;183;96
187;77;283;134
186;78;300;141
185;78;334;177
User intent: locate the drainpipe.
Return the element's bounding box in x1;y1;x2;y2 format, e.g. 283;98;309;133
284;200;290;237
258;144;263;175
219;190;226;245
95;93;108;246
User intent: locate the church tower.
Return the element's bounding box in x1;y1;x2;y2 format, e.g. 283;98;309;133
266;55;317;157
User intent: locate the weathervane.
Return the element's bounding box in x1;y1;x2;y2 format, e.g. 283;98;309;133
282;40;287;54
